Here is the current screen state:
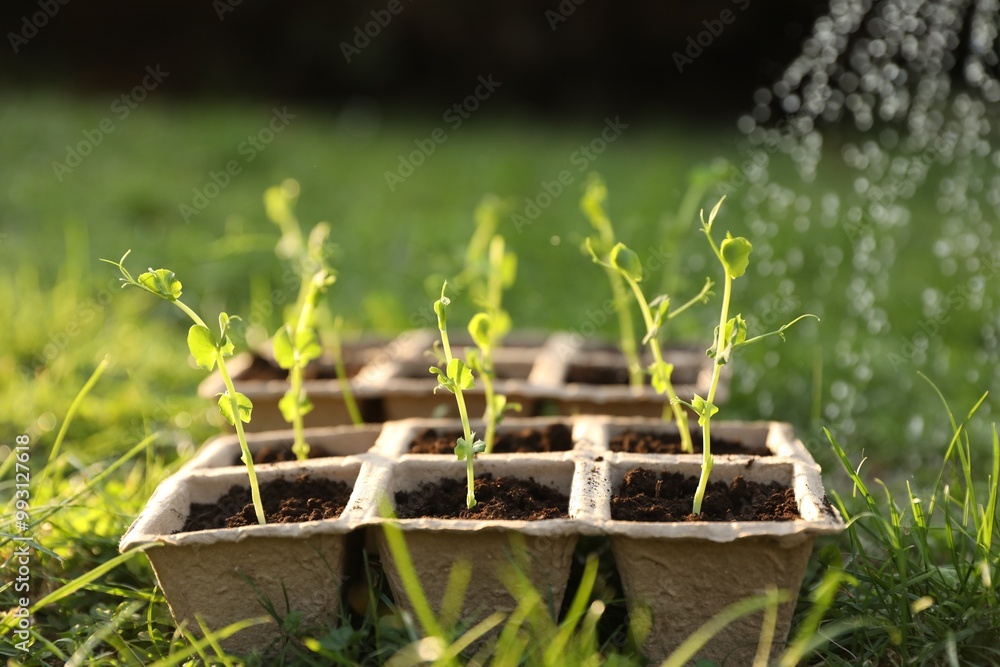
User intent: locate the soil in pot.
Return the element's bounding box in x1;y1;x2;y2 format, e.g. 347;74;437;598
181;474;353;531
227;444;334;465
408;423;573;454
394;473;569;520
239;353;365;381
566;364;700;386
611;468;799;522
610;430;769;456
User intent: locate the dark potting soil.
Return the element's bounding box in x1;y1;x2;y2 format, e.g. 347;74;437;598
407;423;573;454
566;364;700;386
239;353;361;381
394;473;569;520
181;474;353;532
228;444;332;465
611;468;799;522
609;430;770;456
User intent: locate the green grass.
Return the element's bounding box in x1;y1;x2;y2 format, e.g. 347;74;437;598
1;94;998;665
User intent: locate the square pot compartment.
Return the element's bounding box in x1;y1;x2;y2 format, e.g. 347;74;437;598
597;456;842;664
198;343;387;433
572;416;810;459
359;330;545;421
528;333;722;418
371;416;582;459
119;459;366;654
180;423;386;472
369;456;586;626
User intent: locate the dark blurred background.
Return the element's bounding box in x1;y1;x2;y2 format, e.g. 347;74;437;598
1;0;826;120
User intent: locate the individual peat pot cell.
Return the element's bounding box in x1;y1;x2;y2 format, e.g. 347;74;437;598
371;457;584;631
599;457;843;664
198;354;385;432
528;334;722;419
355;329;546;421
181;424;386;472
374;417;578;458
119;460;366;654
376;378;540;422
576;417;809;459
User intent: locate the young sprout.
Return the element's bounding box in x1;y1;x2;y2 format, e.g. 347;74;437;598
686;197;819;515
453;195;520;454
581;175;643;389
265;181;363;450
273;268;335;461
586;241;713;454
102;250;266;525
429;282;485;509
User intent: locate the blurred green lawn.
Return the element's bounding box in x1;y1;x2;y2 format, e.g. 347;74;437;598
2;93;996;480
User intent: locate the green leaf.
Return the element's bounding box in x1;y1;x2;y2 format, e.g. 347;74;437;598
138;269;182;300
584;237;607;266
296;328;322;364
692;395;719;427
465;348;483;374
704;196;726;229
609;243;643;281
644;295;670;344
454;435;486;461
187;325;217;371
650;361;675;394
447;358;474;391
429;366;455;394
720;235;752;278
433;283;450;329
279;388;313;422
468;312;492;350
492;309;512;341
217;313;237;358
730;314;748;347
218;391;253;425
272;325;295;369
501;252;517;288
493;395;522;420
580;174;610;234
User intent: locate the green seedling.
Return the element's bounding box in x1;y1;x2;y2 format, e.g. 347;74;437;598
103;250;266;525
458;196;521;453
581;175;643;388
586;240;713;454
265;181;363;452
429;282;485;509
684;197;819;515
273;268;335;460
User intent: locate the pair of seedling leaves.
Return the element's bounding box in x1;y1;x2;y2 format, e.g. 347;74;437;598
585;223;754;428
104;252;253;426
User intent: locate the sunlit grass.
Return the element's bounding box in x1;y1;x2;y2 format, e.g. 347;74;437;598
1;95;998;665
